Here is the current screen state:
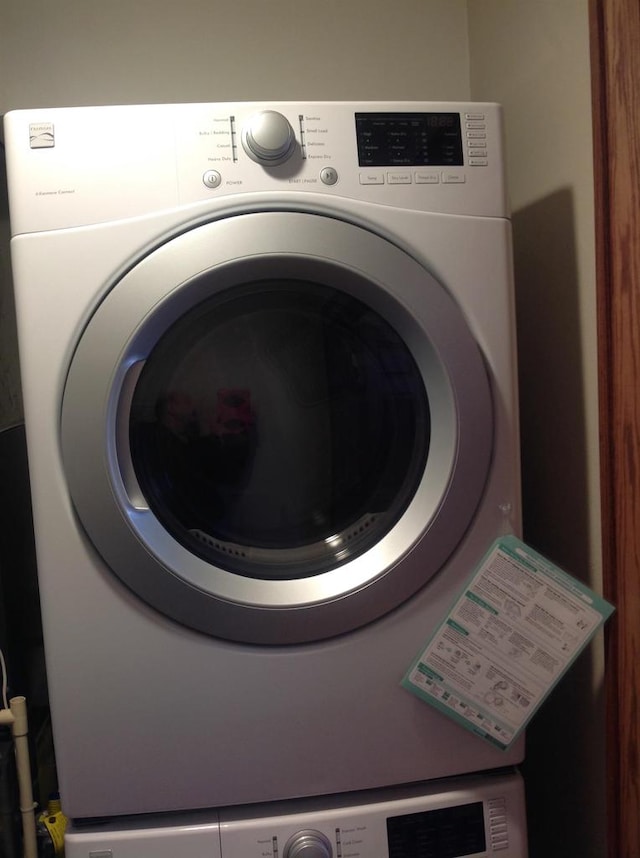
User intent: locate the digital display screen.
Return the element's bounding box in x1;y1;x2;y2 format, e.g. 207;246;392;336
386;801;486;858
355;112;463;167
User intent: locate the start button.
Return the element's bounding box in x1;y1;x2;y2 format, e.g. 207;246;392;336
320;167;338;185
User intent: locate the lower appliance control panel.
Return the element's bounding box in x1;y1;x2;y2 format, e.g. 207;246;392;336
65;770;527;858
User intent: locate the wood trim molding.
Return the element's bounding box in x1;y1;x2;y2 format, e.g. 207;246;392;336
590;1;640;855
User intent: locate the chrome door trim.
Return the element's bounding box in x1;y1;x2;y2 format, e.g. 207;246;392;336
61;211;493;643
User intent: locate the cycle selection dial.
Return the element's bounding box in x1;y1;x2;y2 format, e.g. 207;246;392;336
241;110;296;165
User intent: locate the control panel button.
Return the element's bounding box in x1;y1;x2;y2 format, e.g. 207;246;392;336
359;172;384;185
203;170;222;189
320;167;339;185
465;112;485;120
415;170;440;184
469;158;488;166
387;172;412;184
442;171;466;183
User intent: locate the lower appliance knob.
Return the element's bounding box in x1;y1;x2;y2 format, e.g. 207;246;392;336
283;829;333;858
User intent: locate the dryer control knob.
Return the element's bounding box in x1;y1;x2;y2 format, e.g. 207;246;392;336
242;110;296;165
283;829;333;858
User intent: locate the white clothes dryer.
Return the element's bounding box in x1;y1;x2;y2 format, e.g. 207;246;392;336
3;101;522;820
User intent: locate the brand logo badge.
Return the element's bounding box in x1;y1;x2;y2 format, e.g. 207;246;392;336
29;123;55;149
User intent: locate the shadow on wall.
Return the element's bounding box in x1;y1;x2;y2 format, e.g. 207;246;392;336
513;187;591;574
0;147;23;430
513;189;605;858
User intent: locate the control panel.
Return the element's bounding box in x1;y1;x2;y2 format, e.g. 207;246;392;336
3;101;508;235
65;771;528;858
175;103;502;215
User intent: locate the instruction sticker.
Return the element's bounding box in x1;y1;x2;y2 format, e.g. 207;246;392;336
401;535;614;750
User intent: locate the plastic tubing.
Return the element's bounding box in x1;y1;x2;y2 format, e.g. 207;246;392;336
0;697;38;858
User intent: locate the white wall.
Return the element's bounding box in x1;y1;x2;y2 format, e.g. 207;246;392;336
467;3;603;857
0;0;470;111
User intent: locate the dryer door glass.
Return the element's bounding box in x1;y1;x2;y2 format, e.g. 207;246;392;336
129;280;430;579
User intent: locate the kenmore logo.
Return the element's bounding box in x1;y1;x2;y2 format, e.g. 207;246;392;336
29;123;55;149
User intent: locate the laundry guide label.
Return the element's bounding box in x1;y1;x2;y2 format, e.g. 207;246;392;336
402;535;614;750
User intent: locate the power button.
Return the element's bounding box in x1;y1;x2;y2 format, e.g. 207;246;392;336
203;170;222;189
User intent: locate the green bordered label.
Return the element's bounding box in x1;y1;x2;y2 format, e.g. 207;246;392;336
401;535;614;750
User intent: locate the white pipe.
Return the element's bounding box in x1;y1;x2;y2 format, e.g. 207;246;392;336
0;697;38;858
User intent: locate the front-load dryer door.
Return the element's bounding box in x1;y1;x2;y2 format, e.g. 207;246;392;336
61;211;492;644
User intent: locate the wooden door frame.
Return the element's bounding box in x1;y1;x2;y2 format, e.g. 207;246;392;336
590;1;640;855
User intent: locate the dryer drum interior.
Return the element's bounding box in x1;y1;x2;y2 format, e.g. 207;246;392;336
128;278;431;580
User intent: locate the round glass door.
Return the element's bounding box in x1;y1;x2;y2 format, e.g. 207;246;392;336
129;279;430;580
61;211;492;644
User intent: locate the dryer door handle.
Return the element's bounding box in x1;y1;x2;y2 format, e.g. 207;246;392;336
114;358;149;512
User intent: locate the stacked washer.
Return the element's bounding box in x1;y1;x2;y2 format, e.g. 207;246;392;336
65;771;528;858
3;101;525;854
